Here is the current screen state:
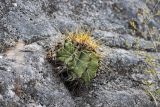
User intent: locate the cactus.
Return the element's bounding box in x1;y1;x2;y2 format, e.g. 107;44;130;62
54;32;100;85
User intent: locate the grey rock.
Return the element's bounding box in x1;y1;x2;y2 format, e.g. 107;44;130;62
93;30;160;52
0;0;160;107
0;42;75;107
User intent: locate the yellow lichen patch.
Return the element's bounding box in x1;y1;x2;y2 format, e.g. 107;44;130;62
67;32;99;51
129;20;138;31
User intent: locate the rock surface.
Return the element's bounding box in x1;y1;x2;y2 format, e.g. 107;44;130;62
0;0;160;107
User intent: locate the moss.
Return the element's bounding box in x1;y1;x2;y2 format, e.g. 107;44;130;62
124;39;131;49
136;51;160;104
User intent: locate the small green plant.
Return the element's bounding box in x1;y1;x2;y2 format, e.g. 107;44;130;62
124;39;131;49
47;32;100;85
137;52;160;106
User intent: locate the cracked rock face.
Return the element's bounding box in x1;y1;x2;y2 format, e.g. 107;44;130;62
0;41;75;107
0;0;160;107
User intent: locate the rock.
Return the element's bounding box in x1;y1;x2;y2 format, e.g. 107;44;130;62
0;42;75;107
0;0;160;107
78;89;156;107
93;30;160;52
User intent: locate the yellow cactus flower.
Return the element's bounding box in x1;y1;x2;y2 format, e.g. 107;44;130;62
67;32;98;51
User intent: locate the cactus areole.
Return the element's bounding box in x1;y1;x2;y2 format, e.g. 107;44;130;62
50;32;100;85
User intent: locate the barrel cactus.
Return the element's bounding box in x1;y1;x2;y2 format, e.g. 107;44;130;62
48;32;100;85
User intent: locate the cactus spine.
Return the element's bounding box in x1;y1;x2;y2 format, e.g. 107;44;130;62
50;32;100;85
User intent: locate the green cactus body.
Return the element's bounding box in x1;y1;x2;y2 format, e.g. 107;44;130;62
56;40;99;84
